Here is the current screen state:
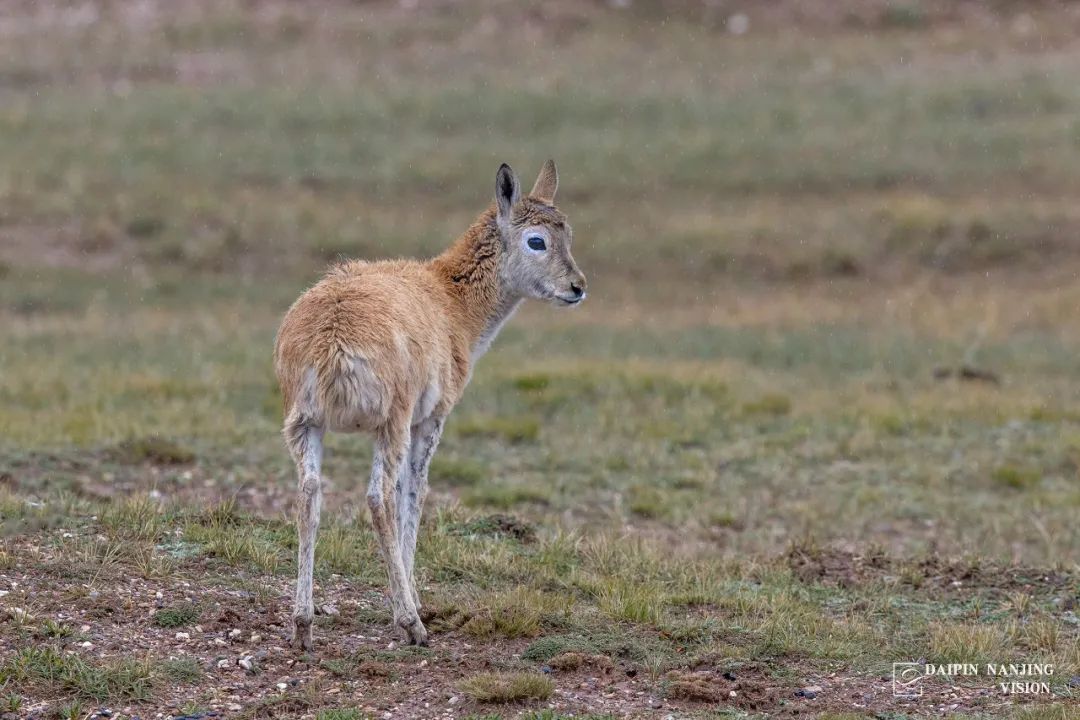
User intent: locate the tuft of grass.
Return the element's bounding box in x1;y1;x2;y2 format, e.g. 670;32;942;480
448;513;537;542
522;632;663;663
513;373;551;392
100;495;166;543
462;587;569;639
316;710;367;720
594;581;665;625
626;484;668;520
107;436;195;465
430;457;489;487
741;393;792;416
1008;706;1075;720
459;672;553;703
2;694;21;713
464;484;551;510
926;622;1009;665
316;522;372;576
0;646;156;702
522;713;616;720
522;635;595;662
160;656;203;684
56;701;86;720
153;603;200;628
457;415;541;443
881;3;928;29
37;619;74;639
1023;618;1060;653
547;652;613;672
183;513;286;574
665;671;725;702
125;216;166;238
992;464;1041;490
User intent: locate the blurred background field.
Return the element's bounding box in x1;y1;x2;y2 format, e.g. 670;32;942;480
1;2;1079;717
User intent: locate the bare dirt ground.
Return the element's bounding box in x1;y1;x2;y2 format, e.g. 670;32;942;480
2;531;1068;720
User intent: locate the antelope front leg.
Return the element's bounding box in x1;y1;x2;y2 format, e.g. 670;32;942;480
368;421;427;645
399;415;445;611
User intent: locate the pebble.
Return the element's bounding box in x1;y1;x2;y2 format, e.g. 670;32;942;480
250;633;262;643
650;699;663;709
276;682;287;691
226;704;242;712
228;628;242;639
80;641;94;649
217;658;230;669
238;656;255;672
175;632;190;641
796;685;822;699
727;13;749;35
1069;676;1080;688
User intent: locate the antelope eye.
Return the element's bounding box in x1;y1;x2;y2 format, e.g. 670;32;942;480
526;235;546;251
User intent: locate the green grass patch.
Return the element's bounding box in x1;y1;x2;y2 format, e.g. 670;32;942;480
459;672;553;703
160;656;203;684
106;436;195;465
626;484;668;520
316;710;367;720
992;464;1041;490
457;415;541;443
0;646;156;702
152;603;200;628
463;484;551;510
741;393;792;417
462;587;569;639
430;457;489;487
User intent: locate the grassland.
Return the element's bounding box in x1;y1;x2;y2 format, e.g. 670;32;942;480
1;1;1079;718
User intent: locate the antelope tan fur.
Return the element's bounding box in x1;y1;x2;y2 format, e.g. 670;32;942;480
273;161;587;649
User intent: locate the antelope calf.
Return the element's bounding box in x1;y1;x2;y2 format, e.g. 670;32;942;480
273;161;586;649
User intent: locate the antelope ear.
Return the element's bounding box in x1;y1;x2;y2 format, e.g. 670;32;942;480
530;159;558;203
495;163;520;222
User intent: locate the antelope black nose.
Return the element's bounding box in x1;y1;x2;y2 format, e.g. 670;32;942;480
569;282;584;298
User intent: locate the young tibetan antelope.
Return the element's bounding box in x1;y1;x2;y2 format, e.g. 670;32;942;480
274;161;586;649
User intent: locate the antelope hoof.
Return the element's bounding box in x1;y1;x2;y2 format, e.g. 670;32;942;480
400;616;429;646
292;616;313;651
